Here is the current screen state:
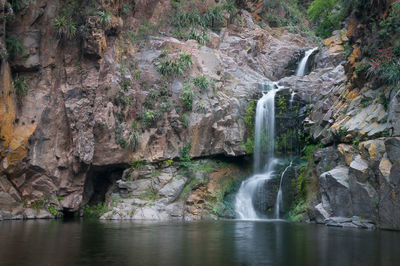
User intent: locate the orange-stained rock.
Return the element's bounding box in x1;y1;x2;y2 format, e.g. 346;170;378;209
0;63;36;169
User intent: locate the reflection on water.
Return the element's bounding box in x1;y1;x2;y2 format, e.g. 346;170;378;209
0;219;399;266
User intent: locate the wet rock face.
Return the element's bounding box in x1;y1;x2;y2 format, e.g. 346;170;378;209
0;0;309;218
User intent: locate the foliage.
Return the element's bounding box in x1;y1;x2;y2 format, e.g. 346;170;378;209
261;0;316;37
182;178;205;195
172;0;236;31
336;126;348;138
287;199;308;222
83;203;108;218
122;2;136;16
179;144;192;169
360;97;372;108
367;47;400;90
242;138;254;154
130;160;147;170
355;62;371;75
180;113;189;128
143;110;156;127
192;75;210;92
180;85;195;110
53;15;77;40
155;50;193;78
96;10;112;26
241;100;256;154
307;0;337;22
174;27;210;44
128;122;139;151
13;76;29;99
378;2;400;40
135;21;157;40
48;204;60;216
5;34;25;60
307;0;344;38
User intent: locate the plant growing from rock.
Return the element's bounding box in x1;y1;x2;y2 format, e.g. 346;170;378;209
179;144;193;171
192;75;210;93
96;10;111;26
180;85;195;110
13;75;29;99
241;100;256;154
155;49;193;78
5;34;25;60
180;113;189;128
53;15;78;40
83;203;108;218
143;110;156;127
128;121;139;151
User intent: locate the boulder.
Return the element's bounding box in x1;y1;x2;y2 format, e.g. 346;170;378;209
319;167;353;217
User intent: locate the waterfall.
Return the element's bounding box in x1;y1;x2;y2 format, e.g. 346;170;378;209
235;82;281;220
274;161;292;219
295;47;318;76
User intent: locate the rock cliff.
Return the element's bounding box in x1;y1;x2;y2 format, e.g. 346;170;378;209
0;0;310;220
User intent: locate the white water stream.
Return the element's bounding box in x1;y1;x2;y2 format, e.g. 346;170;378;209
235;48;317;220
295;47;318;76
235;82;281;220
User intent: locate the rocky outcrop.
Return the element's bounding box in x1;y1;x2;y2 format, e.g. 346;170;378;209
100;159;250;220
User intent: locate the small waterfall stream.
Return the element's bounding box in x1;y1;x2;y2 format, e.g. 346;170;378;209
296;47;318;76
235;48;316;220
274;161;292;219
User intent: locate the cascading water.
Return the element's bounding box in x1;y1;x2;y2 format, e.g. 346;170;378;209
235;82;281;220
235;48;316;220
295;47;318;76
274;161;292;219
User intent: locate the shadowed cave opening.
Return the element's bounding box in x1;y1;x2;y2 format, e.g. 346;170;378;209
82;165;126;207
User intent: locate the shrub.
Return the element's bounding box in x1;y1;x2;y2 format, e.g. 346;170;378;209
355;62;371;75
378;2;400;40
155;50;193;78
13;76;29;98
128;122;139;151
241;100;256;154
5;35;25;60
180;113;189;128
143;110;156;127
179;144;192;169
97;10;112;26
192;75;210;92
307;0;344;38
180;86;195;110
174;27;210;44
83;203;108;218
53;16;77;40
368;47;400;89
380;59;400;88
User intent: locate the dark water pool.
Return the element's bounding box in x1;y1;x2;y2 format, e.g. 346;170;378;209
0;219;399;266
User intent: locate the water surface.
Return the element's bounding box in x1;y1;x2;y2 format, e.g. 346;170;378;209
0;219;399;266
